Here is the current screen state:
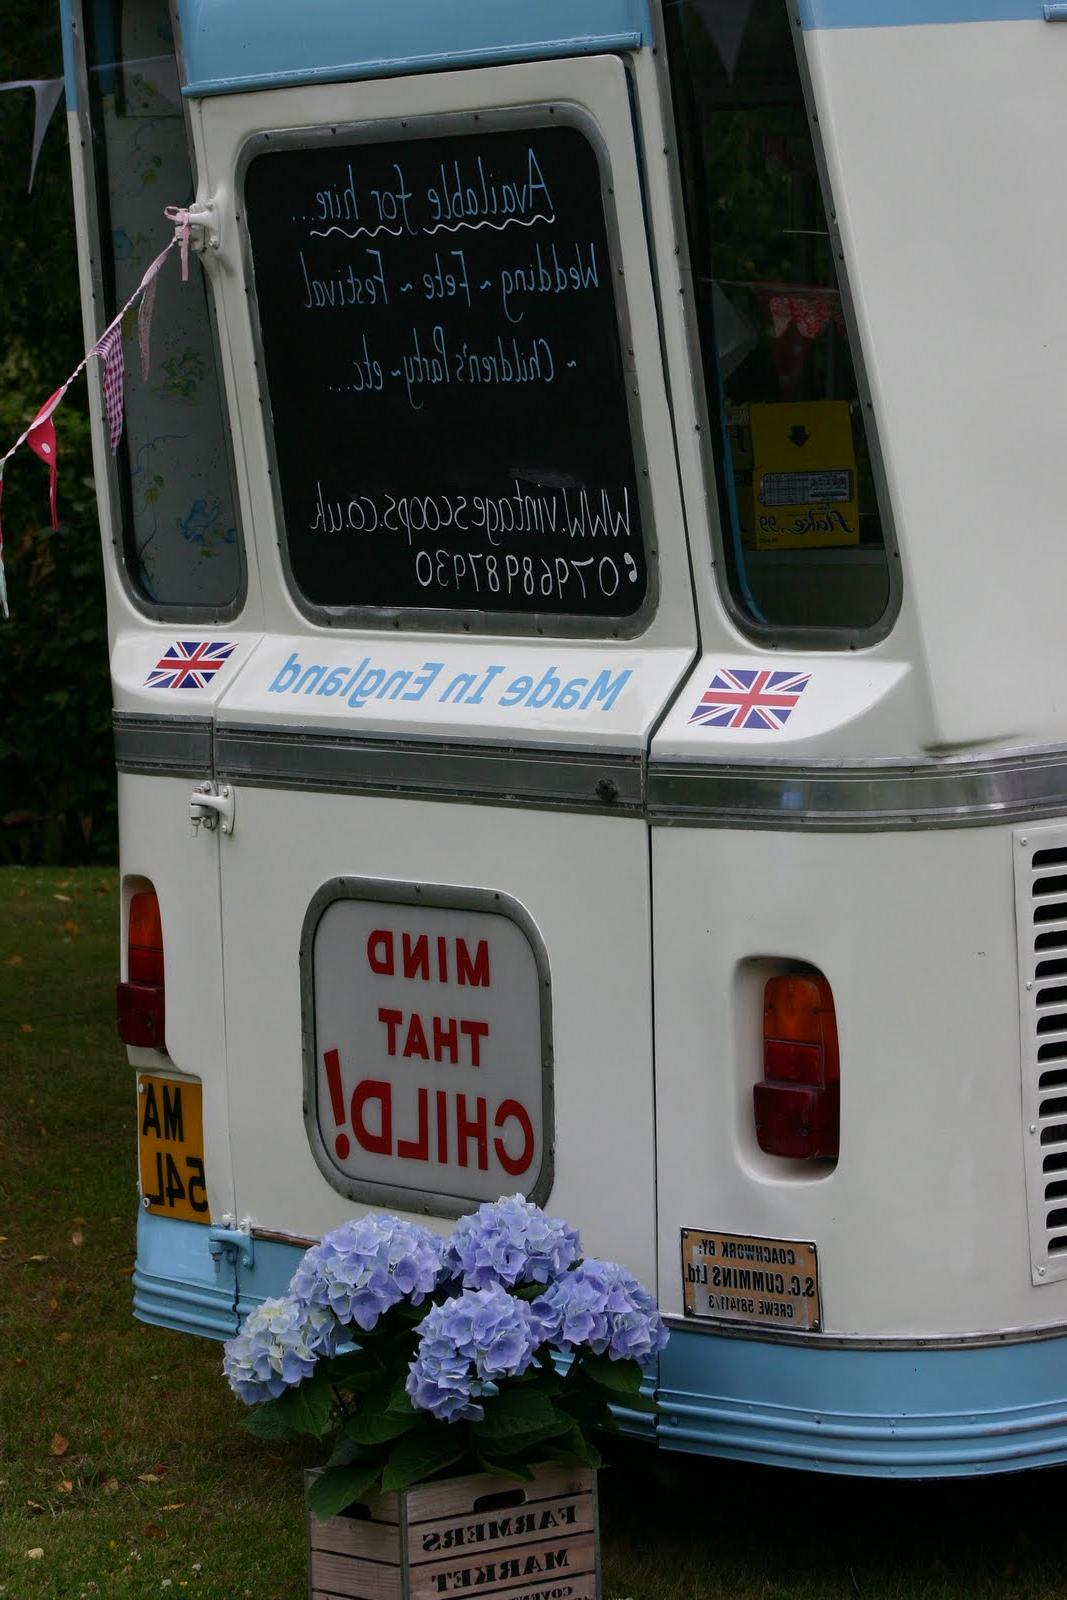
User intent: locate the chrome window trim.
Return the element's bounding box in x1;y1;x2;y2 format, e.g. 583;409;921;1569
234;101;660;641
649;0;901;648
71;0;247;623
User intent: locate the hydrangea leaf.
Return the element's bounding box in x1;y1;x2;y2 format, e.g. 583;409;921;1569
381;1428;468;1492
344;1388;424;1445
580;1355;645;1395
544;1426;604;1470
475;1452;536;1482
475;1418;574;1458
241;1376;333;1440
308;1461;384;1519
386;1383;417;1417
322;1351;387;1391
473;1387;561;1439
610;1388;659;1415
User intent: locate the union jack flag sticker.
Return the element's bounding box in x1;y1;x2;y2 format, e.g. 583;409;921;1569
689;667;811;731
145;640;237;690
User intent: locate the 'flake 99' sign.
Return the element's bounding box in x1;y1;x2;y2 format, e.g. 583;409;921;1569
302;881;553;1215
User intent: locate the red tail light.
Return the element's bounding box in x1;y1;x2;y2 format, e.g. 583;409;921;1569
117;889;165;1048
754;972;839;1160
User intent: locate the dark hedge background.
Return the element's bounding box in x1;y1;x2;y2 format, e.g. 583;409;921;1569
0;12;115;864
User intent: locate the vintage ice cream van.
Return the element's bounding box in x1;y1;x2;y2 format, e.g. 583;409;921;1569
60;0;1067;1476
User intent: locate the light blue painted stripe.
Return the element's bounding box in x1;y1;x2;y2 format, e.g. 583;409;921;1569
799;0;1043;25
177;0;650;96
133;1210;237;1342
659;1326;1067;1477
234;1235;305;1318
59;0;78;109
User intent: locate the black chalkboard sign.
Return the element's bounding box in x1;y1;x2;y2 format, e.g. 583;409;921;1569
243;118;648;623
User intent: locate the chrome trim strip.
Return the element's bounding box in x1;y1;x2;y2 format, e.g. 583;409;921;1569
655;1390;1067;1475
215;722;644;813
648;747;1067;830
663;1311;1067;1351
113;712;213;777
115;711;1067;827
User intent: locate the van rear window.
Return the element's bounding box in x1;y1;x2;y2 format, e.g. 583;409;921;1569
241;117;650;631
84;0;242;612
664;0;894;639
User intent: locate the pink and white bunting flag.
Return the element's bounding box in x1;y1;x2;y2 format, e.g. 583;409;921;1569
92;322;126;452
0;215;186;615
136;241;171;381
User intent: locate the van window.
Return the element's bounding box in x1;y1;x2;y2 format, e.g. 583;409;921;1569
663;0;893;637
241;116;650;632
84;0;242;611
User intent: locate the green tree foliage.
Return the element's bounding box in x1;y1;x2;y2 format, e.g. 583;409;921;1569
0;13;115;864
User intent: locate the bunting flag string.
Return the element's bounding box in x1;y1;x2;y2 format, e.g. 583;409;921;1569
0;213;192;618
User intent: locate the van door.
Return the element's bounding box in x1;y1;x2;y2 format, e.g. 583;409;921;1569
66;0;253;1333
186;53;696;1295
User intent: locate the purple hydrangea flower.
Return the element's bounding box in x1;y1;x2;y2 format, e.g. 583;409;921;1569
443;1195;580;1291
290;1213;445;1331
406;1284;538;1422
530;1259;669;1365
222;1295;338;1405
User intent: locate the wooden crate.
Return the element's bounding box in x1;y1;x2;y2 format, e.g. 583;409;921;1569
306;1462;599;1600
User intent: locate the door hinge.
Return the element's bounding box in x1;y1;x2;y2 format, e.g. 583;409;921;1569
207;1225;254;1270
190;780;235;836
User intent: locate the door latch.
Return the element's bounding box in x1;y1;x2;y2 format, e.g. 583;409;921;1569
207;1225;254;1270
190;780;235;835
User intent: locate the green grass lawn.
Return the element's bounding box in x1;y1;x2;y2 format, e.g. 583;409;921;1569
6;864;1067;1599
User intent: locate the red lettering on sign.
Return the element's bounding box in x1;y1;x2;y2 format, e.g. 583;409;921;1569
352;1079;392;1154
457;939;490;988
380;1007;489;1066
459;1018;489;1067
368;930;394;974
379;1007;403;1054
403;933;430;980
323;1046;350;1159
404;1012;429;1060
494;1099;534;1176
456;1094;488;1170
367;930;493;988
436;1089;448;1164
397;1086;430;1161
328;1063;534;1181
433;1014;458;1064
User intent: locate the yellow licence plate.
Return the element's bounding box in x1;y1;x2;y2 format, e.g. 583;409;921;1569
137;1075;211;1225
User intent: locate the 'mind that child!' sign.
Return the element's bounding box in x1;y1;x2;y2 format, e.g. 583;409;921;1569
242;118;648;623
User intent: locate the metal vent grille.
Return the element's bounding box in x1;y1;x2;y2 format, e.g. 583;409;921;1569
1016;826;1067;1282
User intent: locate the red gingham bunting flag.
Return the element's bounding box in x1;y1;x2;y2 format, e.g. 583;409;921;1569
92;322;126;452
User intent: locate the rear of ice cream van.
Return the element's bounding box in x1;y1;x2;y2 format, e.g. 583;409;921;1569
62;0;1067;1476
